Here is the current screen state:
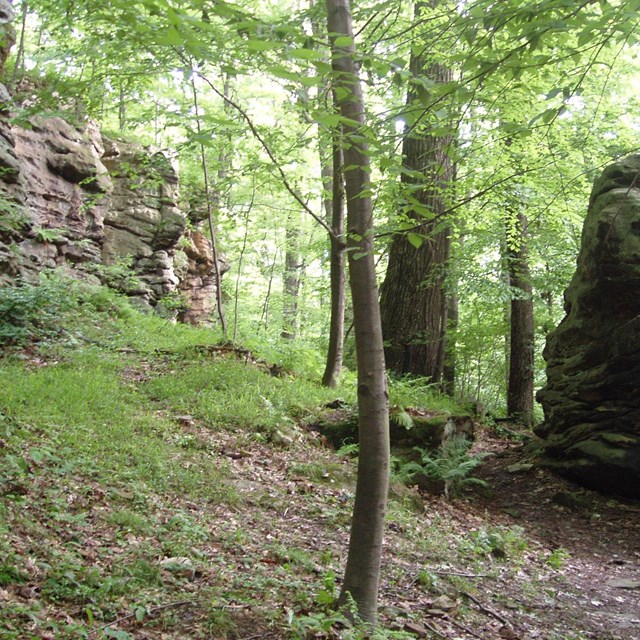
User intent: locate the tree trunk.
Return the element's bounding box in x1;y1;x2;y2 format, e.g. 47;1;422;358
281;212;302;340
10;0;27;88
312;0;347;387
322;139;346;388
378;1;454;383
442;287;458;396
505;210;534;426
118;84;127;131
259;245;279;333
326;0;389;625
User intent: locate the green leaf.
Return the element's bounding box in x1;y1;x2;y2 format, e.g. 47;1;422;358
312;60;332;74
246;39;282;52
333;35;353;47
407;232;424;249
155;27;183;46
288;48;324;62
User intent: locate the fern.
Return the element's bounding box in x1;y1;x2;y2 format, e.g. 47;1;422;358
411;437;489;498
390;406;414;430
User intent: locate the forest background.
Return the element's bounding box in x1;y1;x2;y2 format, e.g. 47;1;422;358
1;0;640;636
9;0;640;421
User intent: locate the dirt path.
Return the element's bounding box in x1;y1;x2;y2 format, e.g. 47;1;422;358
452;430;640;640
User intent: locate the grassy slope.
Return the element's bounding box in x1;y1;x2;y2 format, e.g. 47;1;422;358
0;284;577;640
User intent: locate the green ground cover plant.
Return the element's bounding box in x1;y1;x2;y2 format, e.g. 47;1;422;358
0;277;623;639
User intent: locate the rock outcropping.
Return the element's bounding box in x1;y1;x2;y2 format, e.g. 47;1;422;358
0;113;227;322
535;154;640;497
0;10;226;322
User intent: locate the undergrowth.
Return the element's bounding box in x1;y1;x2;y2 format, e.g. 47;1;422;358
0;275;570;639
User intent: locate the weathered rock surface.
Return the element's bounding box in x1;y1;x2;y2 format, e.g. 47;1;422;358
535;154;640;497
0;2;225;323
0;115;225;322
101;141;186;308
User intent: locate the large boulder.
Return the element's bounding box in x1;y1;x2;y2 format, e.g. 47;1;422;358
535;154;640;497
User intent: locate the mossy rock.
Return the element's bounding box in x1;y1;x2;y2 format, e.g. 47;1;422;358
312;407;474;452
310;410;358;448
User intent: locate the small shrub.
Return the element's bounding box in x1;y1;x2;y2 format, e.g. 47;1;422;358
0;273;135;349
0;199;30;238
83;258;142;294
0;274;78;348
546;548;571;570
464;525;528;560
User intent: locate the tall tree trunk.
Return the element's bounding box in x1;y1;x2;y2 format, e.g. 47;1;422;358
505;210;534;425
118;84;127;131
378;0;454;384
281;212;302;340
326;0;389;625
322;139;346;387
312;0;347;387
259;245;279;334
10;0;26;88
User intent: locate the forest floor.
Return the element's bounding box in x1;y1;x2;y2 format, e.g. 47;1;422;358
1;317;640;640
452;430;640;640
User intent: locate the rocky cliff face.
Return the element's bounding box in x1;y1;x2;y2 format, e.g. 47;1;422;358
0;0;228;324
0;112;227;323
535;154;640;497
0;0;227;323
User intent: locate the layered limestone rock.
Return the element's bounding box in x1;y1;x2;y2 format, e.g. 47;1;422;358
100;139;186;308
0;2;224;322
535;154;640;497
0;114;225;321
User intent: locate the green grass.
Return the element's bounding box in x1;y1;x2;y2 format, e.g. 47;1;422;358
0;277;588;640
0;350;232;500
141;355;345;431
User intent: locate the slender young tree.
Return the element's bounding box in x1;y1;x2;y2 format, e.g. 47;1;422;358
190;74;227;335
281;211;302;340
326;0;389;625
321;136;346;387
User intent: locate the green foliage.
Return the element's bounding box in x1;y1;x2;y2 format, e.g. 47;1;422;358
546;548;571;570
388;377;464;415
390;407;414;431
142;355;342;432
0;200;30;237
34;227;67;243
82;258;143;294
336;442;359;458
157;290;190;317
463;525;528;562
0;272;136;349
0;563;28;586
400;437;489;499
0;274;78;348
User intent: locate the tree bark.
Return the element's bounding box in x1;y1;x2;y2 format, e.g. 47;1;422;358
442;286;458;396
326;0;389;625
321;139;346;387
281;212;302;340
505;210;534;426
379;1;454;384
